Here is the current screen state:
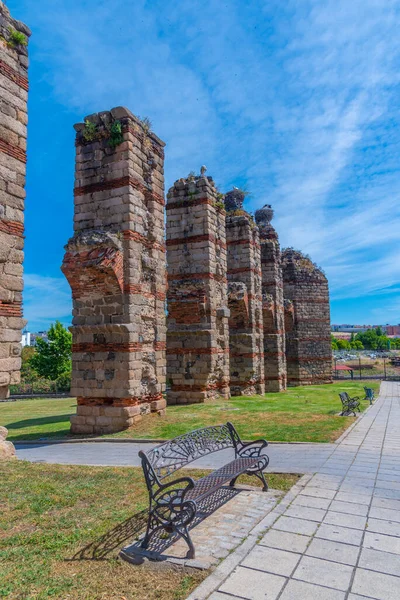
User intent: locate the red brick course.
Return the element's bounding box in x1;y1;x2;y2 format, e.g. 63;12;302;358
0;220;24;237
74;175;165;206
0;139;26;163
0;58;29;91
77;393;164;407
0;301;22;317
73;341;166;353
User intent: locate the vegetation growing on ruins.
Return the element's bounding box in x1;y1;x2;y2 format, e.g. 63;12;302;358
138;115;152;133
282;247;326;276
8;27;27;47
82;119;98;142
82;117;124;148
1;382;379;443
0;460;297;599
108;119;123;148
214;200;225;210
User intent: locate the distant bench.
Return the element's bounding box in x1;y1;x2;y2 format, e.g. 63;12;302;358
339;392;361;416
364;387;375;404
139;422;269;558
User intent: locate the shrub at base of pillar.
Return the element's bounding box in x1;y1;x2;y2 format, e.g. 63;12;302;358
0;426;16;461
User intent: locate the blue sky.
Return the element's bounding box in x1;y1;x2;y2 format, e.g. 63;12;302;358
9;0;400;330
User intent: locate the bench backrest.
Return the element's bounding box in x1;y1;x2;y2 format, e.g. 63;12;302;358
140;423;239;482
364;387;374;398
339;392;349;405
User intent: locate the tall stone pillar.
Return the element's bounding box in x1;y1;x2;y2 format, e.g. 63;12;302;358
225;190;264;396
62;107;167;434
255;205;287;392
0;2;30;400
282;248;332;386
166;172;230;404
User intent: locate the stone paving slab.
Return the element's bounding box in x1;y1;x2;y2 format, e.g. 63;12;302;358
120;486;282;570
187;382;400;600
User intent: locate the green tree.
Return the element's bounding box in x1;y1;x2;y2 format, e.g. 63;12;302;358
350;340;364;350
30;321;72;380
355;329;378;349
331;334;339;350
336;338;351;350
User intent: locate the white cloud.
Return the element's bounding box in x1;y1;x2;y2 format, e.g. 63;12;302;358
23;274;71;331
18;0;400;323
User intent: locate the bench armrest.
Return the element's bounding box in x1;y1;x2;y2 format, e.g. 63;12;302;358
238;439;268;459
151;477;196;530
154;476;195;502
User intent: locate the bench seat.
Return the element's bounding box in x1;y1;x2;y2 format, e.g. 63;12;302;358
186;457;261;501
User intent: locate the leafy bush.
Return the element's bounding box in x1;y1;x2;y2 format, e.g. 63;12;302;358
8;27;27;47
108;119;123;148
55;371;71;392
82;119;98;142
10;378;56;395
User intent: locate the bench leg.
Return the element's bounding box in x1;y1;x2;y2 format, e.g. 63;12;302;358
251;469;268;492
176;525;195;559
141;513;158;550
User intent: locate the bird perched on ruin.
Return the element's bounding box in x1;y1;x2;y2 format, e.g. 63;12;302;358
200;165;207;176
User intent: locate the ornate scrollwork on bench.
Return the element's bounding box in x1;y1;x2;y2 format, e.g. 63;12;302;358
139;422;269;558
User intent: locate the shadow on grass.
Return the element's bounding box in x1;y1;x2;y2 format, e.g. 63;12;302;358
71;510;149;561
70;486;242;561
6;414;72;431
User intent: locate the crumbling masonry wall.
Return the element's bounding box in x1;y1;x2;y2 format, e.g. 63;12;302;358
0;2;29;400
255;206;287;392
62;107;166;433
225;190;264;396
166;174;230;404
282;249;332;386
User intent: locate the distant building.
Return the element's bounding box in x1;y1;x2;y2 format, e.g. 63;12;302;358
331;324;376;333
30;331;48;346
384;325;400;336
331;324;400;338
21;331;31;347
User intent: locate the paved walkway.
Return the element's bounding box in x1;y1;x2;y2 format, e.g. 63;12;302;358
15;440;335;473
194;381;400;600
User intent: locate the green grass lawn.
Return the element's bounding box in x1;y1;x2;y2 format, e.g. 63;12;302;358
0;460;298;600
1;382;380;443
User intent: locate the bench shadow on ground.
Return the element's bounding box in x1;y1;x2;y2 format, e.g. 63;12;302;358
70;486;241;562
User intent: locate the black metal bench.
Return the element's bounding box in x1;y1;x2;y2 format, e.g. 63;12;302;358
364;386;375;404
339;392;361;416
139;422;269;558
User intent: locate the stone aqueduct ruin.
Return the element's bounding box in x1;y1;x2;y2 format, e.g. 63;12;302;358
61;109;332;435
0;3;332;432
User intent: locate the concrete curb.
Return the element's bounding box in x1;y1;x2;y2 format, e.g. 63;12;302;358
185;472;313;600
13;438;334;446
